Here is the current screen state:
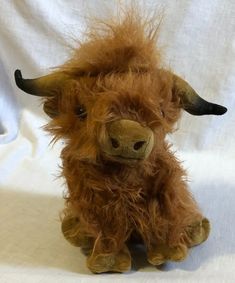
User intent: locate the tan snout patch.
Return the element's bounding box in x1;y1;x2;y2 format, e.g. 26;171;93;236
102;119;154;162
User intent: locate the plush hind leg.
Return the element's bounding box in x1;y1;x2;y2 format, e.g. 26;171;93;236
186;217;210;247
147;217;210;266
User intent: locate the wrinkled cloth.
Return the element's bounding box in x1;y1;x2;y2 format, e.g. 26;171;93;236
0;1;234;282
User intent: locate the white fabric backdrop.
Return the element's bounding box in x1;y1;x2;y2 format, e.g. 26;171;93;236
0;1;234;282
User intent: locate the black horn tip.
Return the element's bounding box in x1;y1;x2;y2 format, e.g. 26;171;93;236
14;69;39;95
14;69;24;89
212;104;227;115
14;69;22;78
184;102;228;116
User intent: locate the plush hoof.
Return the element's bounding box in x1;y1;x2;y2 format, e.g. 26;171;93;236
187;217;210;247
147;244;188;265
61;215;93;249
87;245;131;273
147;250;166;266
166;244;188;262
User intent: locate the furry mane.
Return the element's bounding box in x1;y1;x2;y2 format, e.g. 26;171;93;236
62;9;161;76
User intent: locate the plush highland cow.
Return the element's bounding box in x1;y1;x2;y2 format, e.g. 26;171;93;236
15;10;227;273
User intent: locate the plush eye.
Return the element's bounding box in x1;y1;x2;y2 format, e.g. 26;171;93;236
75;106;87;120
160;109;165;117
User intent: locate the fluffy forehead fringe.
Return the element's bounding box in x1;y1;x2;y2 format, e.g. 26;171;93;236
62;4;163;76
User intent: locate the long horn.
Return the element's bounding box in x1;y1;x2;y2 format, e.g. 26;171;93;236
14;69;70;97
173;75;227;115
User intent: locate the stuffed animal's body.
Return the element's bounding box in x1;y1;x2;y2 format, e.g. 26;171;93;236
14;9;226;273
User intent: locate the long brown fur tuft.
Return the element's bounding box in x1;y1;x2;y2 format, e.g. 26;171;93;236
62;6;162;76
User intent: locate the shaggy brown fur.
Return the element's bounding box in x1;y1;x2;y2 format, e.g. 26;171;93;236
17;9;214;272
49;12;207;270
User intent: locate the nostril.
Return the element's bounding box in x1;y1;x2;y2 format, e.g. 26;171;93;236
133;141;146;151
111;138;120;149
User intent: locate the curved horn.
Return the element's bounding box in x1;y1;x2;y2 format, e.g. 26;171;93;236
14;69;70;97
173;75;227;116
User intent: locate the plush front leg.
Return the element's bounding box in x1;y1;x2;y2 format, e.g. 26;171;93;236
147;243;188;266
87;241;131;273
144;152;211;266
62;215;131;273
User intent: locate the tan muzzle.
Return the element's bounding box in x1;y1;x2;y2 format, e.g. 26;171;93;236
102;119;154;162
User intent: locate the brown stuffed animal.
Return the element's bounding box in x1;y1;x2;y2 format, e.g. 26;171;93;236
14;10;227;273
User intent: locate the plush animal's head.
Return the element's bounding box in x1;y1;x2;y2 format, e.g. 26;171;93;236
15;13;227;165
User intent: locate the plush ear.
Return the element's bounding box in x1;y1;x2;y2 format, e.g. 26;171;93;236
43;96;59;118
172;75;227;116
14;69;71;118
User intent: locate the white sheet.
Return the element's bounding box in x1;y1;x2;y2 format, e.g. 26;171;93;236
0;1;234;282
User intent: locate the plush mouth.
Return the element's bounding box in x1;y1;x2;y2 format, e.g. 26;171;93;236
105;153;143;164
